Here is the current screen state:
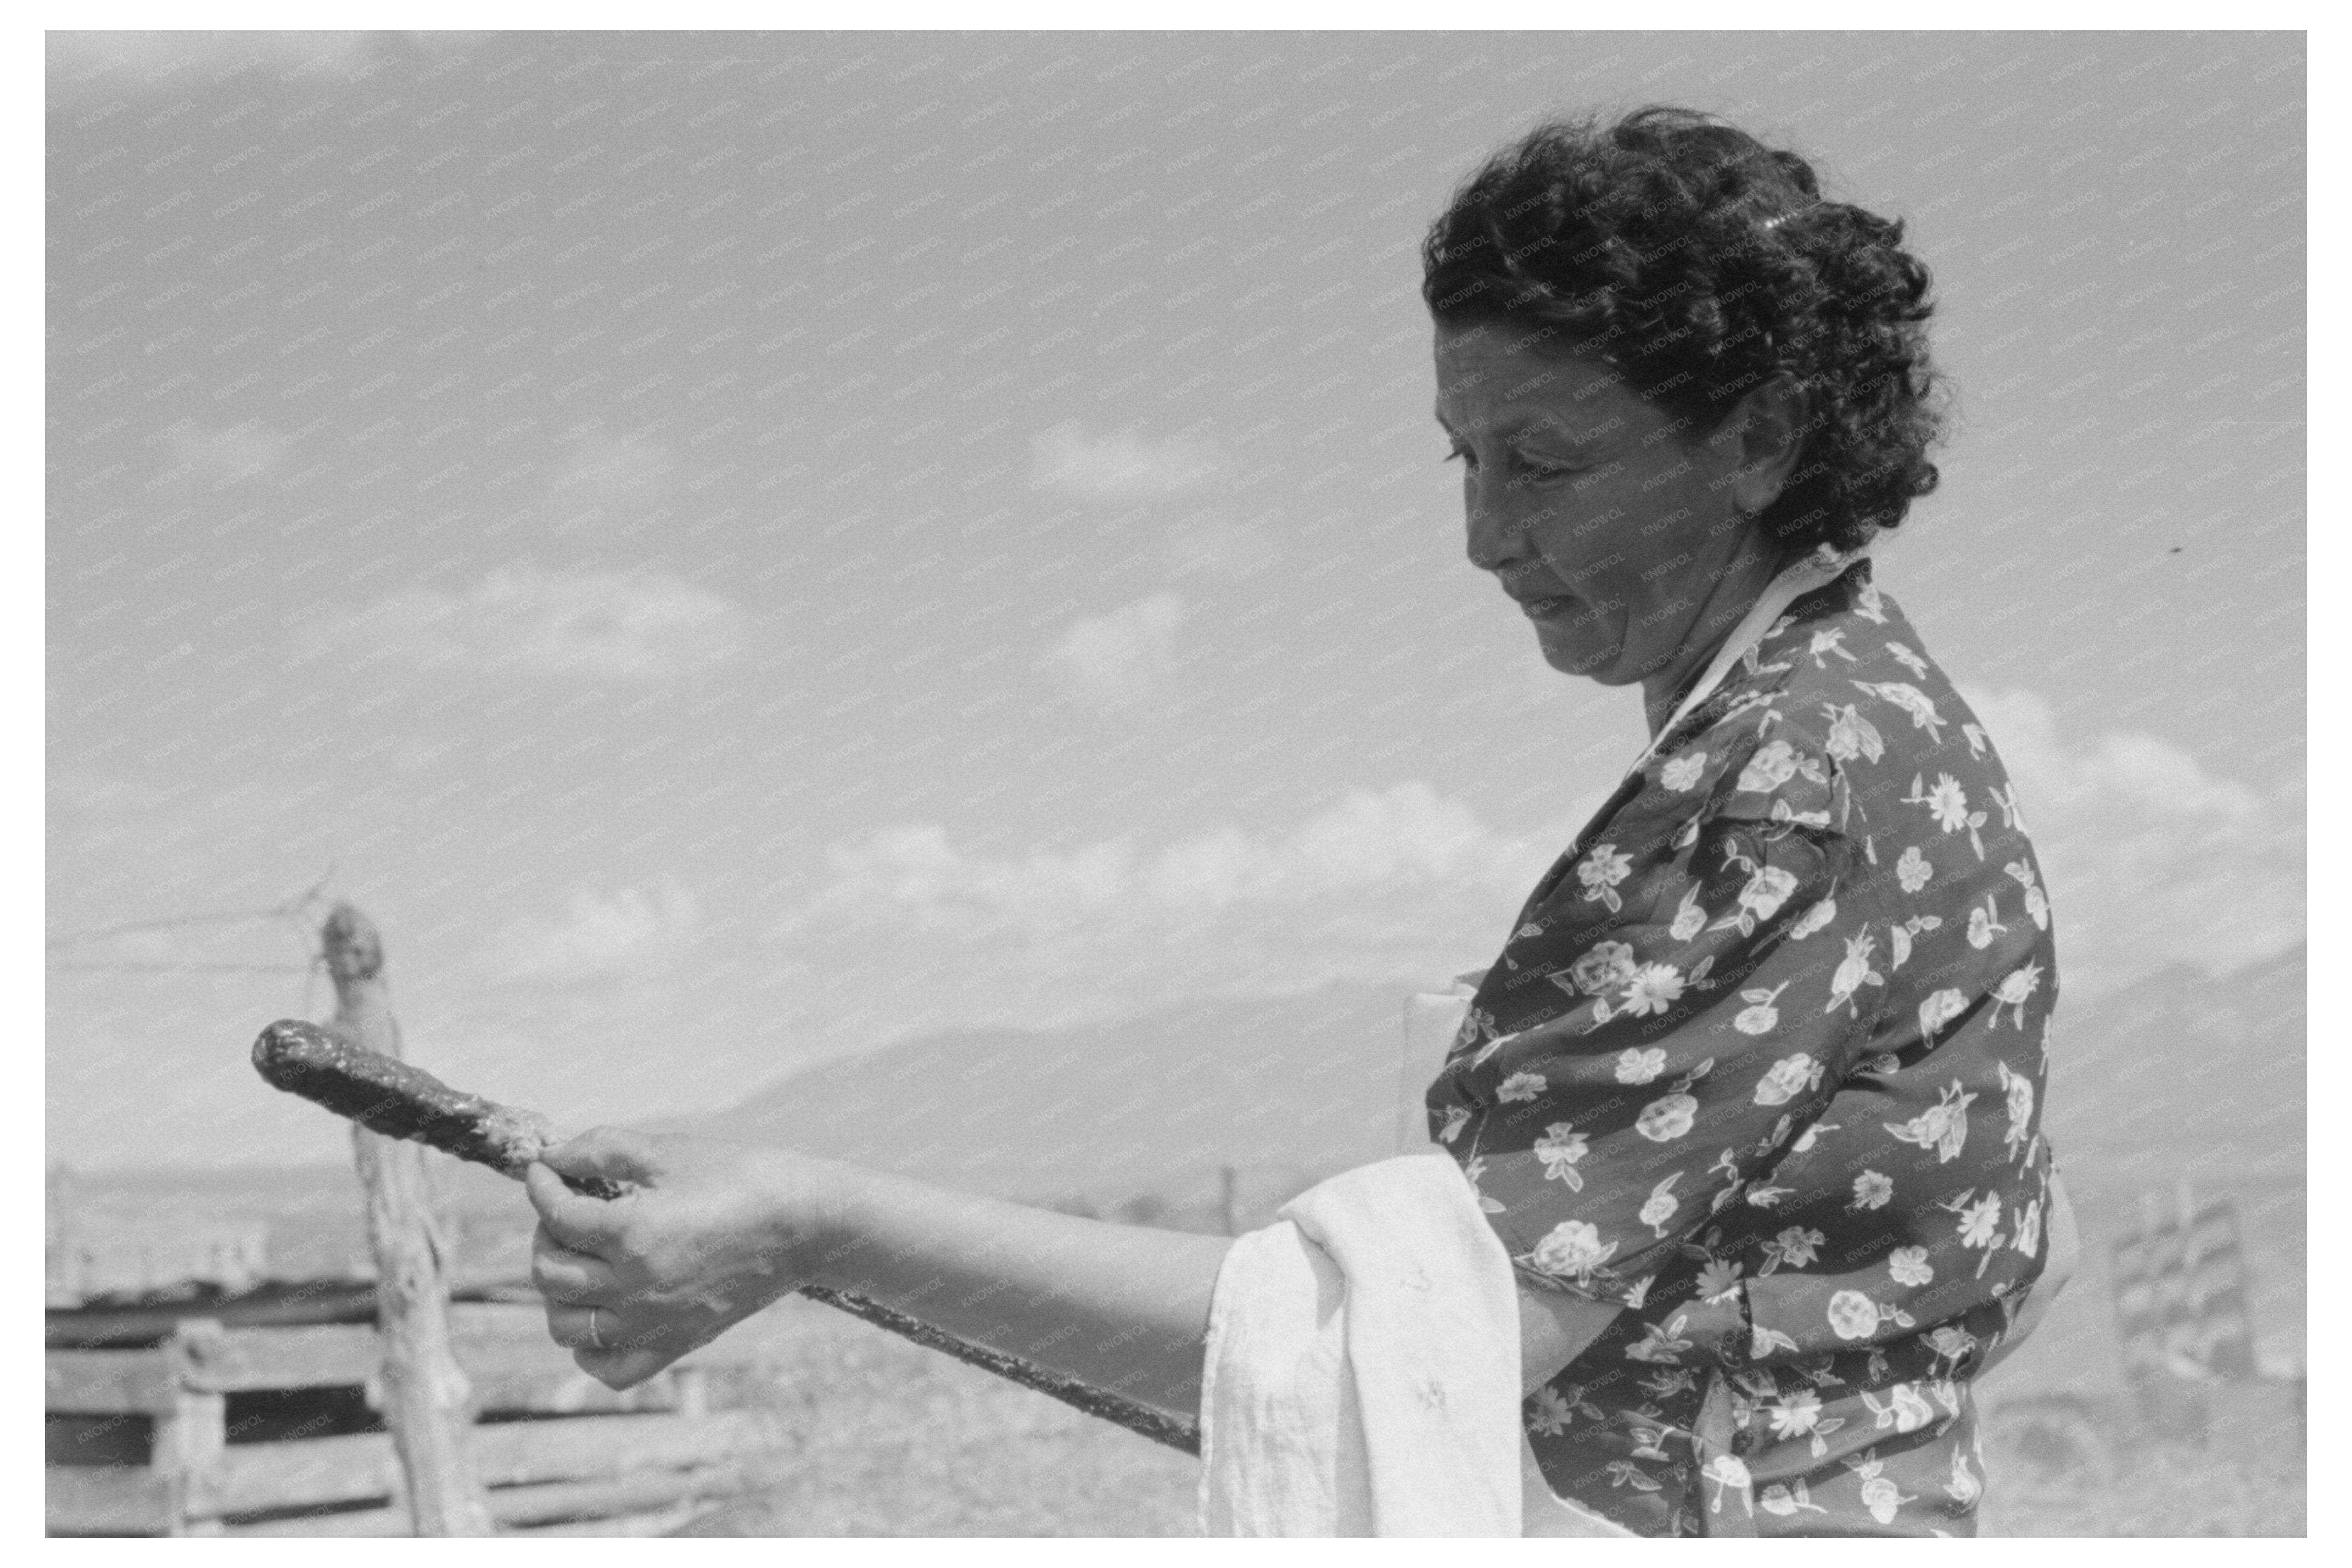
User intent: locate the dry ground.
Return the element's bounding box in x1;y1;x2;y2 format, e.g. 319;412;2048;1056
668;1296;2305;1538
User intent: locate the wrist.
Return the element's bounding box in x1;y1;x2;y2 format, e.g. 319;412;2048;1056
766;1149;863;1295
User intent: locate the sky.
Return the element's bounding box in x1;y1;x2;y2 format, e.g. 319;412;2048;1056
46;29;2305;1172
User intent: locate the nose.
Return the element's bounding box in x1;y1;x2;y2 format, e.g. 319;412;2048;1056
1463;467;1539;579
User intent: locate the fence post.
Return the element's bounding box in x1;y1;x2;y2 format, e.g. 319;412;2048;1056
157;1318;226;1537
324;903;495;1536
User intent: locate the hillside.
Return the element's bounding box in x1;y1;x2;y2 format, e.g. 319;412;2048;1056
690;980;1435;1206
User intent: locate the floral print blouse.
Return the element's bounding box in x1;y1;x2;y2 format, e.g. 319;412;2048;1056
1426;560;2058;1538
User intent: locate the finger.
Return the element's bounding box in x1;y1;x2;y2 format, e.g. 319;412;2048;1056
525;1160;626;1256
530;1225;617;1303
540;1125;664;1188
572;1342;672;1391
544;1301;604;1353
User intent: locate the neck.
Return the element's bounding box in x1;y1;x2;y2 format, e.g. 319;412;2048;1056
1639;545;1790;739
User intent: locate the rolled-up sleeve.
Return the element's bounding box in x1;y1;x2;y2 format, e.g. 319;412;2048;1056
1426;722;1883;1310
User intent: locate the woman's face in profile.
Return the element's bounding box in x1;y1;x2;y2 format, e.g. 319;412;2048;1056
1433;322;1769;690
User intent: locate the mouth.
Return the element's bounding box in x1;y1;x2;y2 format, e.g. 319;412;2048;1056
1516;592;1577;620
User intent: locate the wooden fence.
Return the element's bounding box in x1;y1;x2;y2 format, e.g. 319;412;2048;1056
46;1301;774;1537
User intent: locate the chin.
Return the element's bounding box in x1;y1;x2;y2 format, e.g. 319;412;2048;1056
1536;635;1629;684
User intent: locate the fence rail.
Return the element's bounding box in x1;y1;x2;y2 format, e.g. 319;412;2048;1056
46;1295;771;1536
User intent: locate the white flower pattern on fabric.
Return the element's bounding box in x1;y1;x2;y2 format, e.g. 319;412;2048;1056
1946;1190;2003;1251
1895;844;1933;893
1825;930;1885;1016
2006;859;2050;930
1737;740;1802;794
1615;1046;1668;1085
1626;1314;1696;1364
1567;940;1639;996
1768;1388;1824;1438
1734;983;1788;1036
1827;1290;1881;1340
1788;898;1839;940
1636;1092;1699;1143
1989;962;2043;1029
1853;680;1947;743
1496;1070;1546;1104
1821;702;1886;764
1620;963;1687;1017
1535;1122;1591;1189
1885;1081;1977;1163
1758;1226;1825;1274
1914;773;1969;833
1997;1061;2035;1161
1888;1246;1934;1287
1577;843;1634;913
1530;1219;1619;1286
1661;752;1707;791
1753;1052;1821;1106
1639;1174;1683;1237
1668;884;1708;941
1919;988;1968;1041
2012;1197;2043;1258
1714;865;1800;936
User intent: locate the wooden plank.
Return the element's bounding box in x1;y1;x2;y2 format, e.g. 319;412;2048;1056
474;1410;766;1488
192;1429;399;1516
466;1365;682;1418
180;1311;752;1395
193;1410;769;1517
45;1465;175;1536
506;1502;709;1538
46;1349;177;1415
211;1462;749;1536
214;1504;408;1539
187;1323;379;1393
488;1462;746;1527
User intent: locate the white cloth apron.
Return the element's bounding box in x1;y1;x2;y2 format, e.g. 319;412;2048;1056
1197;1152;1633;1536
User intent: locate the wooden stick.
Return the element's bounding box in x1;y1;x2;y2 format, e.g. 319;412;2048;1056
323;905;496;1535
796;1285;1199;1454
254;993;1202;1456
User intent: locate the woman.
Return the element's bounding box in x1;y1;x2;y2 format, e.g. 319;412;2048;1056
524;108;2065;1538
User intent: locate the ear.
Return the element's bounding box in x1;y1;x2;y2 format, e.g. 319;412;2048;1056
1718;375;1809;518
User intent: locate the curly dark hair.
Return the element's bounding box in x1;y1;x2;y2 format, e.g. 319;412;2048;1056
1422;107;1945;555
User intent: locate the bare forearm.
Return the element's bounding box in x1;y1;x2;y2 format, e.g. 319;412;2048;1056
789;1153;1623;1421
807;1158;1231;1420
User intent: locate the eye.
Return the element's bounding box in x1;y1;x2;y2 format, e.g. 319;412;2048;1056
1443;443;1476;469
1517;454;1583;483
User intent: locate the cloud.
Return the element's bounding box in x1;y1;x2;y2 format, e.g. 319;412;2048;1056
1161;515;1281;583
161;421;290;488
1039;592;1185;709
1959;687;2303;1000
494;879;700;985
1031;422;1224;501
47;32;463;99
290;564;747;680
769;782;1581;1032
548;433;677;500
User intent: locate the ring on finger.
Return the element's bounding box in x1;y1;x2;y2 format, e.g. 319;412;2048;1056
587;1306;605;1350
